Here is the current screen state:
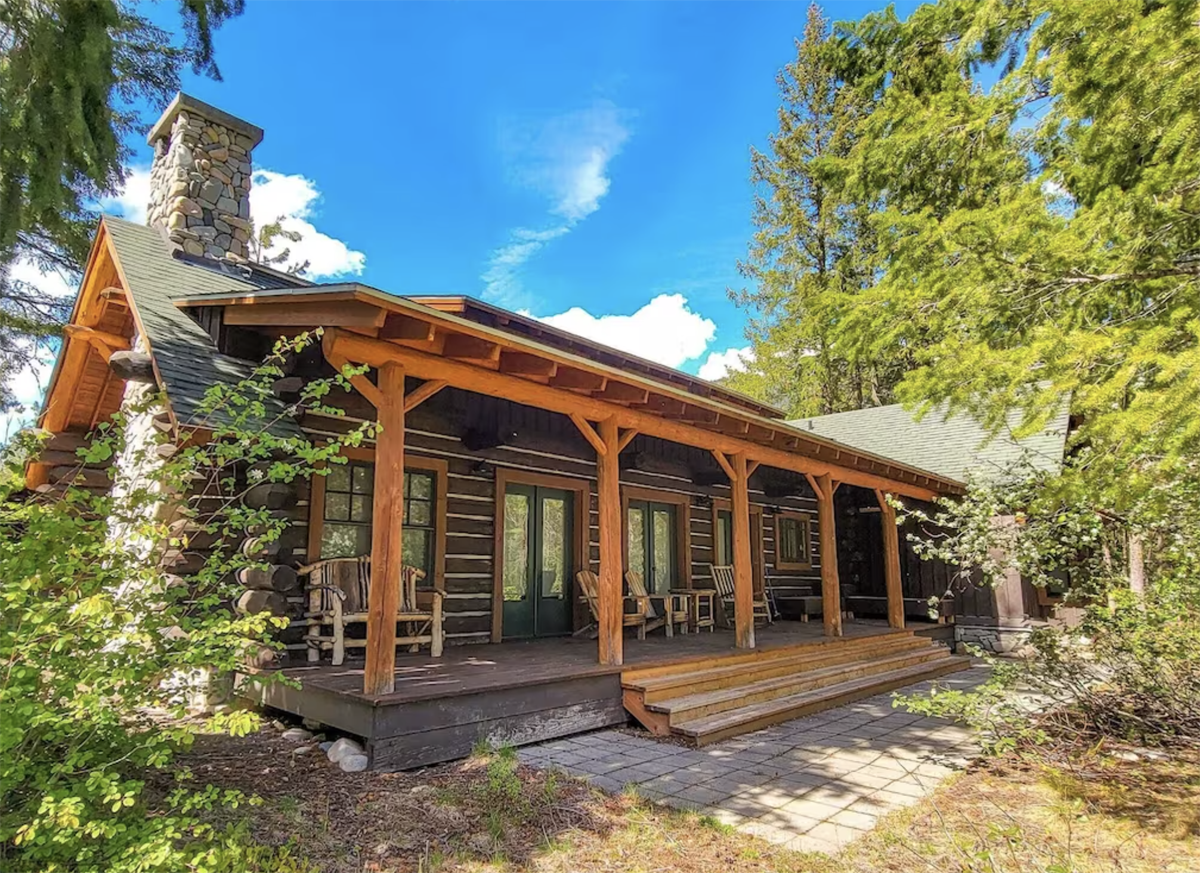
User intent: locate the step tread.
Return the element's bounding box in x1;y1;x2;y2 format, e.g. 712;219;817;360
646;647;949;716
673;656;972;738
623;635;928;693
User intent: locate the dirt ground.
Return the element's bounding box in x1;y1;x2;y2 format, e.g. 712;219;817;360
180;725;1200;873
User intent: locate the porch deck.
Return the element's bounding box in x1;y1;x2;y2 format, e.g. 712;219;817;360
250;621;921;770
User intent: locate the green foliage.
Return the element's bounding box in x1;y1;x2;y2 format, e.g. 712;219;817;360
898;589;1200;751
0;0;244;406
250;216;309;276
0;332;368;871
731;4;912;416
820;0;1200;517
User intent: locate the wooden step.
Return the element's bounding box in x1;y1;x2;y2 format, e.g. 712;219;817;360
647;648;951;723
672;655;972;746
625;635;930;703
620;628;917;684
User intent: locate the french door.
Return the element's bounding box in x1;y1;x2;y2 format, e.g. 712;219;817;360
627;500;677;593
501;484;574;639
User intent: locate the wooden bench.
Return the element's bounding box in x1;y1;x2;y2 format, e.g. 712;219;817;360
300;556;444;664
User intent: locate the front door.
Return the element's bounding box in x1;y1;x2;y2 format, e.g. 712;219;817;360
501;485;574;639
628;500;677;593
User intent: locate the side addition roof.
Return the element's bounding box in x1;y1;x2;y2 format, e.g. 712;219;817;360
791;401;1071;484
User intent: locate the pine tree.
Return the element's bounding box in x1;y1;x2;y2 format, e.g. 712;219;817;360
825;0;1200;526
0;0;244;407
729;3;910;417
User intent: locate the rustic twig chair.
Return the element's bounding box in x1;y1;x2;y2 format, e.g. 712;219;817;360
574;569;648;639
709;564;773;628
624;570;689;637
300;556;444;664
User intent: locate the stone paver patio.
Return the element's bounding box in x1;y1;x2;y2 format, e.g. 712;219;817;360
518;665;988;854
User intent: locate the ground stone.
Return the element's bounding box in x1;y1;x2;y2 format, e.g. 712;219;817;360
339;754;370;773
281;727;313;742
327;736;364;763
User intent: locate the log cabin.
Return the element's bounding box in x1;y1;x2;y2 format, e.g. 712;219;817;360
28;94;975;770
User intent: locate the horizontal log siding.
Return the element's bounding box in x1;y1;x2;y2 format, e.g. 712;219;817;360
300;385;833;645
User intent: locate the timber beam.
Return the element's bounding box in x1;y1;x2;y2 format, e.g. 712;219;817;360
323;329;948;501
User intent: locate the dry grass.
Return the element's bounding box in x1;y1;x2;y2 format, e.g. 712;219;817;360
179;726;1200;873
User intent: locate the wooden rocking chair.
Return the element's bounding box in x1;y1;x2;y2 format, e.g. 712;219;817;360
710;564;773;629
573;569;648;639
300;556;444;665
624;570;689;637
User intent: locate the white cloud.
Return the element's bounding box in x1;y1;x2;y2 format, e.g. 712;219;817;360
250;170;366;279
1;260;73;441
97;165;365;280
99;167;152;225
483;101;632;304
538;293;715;368
698;346;755;381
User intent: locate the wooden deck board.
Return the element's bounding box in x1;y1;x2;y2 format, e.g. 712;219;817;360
275;620;905;705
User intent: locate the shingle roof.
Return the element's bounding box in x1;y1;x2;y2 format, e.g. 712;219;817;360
103;217;303;435
790;401;1071;483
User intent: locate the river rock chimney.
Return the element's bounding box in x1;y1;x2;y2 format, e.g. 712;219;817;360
145;93;263;262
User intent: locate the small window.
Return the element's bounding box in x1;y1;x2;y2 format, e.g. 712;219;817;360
320;461;437;583
775;511;812;570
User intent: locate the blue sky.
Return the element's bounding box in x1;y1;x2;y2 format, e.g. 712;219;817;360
7;0;923;438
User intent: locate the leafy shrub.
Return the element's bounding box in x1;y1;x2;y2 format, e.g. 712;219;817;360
0;333;369;872
899;589;1200;752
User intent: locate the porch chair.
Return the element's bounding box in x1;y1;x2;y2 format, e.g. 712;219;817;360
300;556;444;665
573;569;648;639
624;570;689;637
709;564;773;629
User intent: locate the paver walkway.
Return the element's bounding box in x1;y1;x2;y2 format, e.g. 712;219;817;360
519;665;988;854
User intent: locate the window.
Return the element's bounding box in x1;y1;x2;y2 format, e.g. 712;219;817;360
319;460;437;582
775;511;812;570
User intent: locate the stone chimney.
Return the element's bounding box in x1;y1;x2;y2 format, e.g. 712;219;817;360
145;93;263;261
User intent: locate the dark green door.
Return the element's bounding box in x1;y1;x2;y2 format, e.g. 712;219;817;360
501;485;574;639
627;500;677;593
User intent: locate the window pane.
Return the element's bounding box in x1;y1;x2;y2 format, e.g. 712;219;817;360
326;465;350;494
408;471;432;499
350;494;372;522
325;492;350;522
627;505;646;581
402;528;430;577
716;511;731;566
652;508;674;593
407;499;431;526
503;493;530;601
778;517;798;563
321;523;360;559
352;464;372;494
540;497;565;598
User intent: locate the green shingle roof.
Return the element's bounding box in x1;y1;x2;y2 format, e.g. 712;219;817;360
104;217;304;435
790;401;1070;484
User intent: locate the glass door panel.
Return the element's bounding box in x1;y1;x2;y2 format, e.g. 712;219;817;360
501;484;574;639
627;499;677;594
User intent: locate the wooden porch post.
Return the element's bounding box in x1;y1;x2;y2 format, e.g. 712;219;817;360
729;452;756;649
595;416;623;666
875;490;905;629
364;362;406;696
809;473;843;637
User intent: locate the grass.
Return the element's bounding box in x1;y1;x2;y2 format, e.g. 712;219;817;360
180;726;1200;873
